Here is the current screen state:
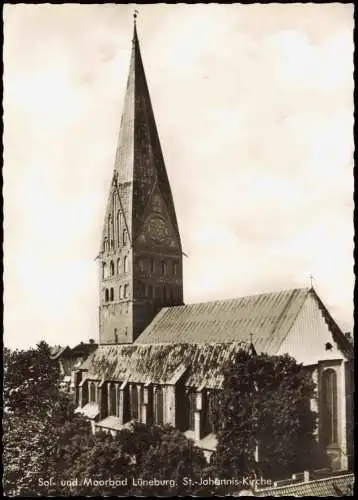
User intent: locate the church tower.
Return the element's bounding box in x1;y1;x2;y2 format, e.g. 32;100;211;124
98;16;183;344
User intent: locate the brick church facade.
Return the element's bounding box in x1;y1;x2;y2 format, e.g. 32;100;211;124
73;19;354;471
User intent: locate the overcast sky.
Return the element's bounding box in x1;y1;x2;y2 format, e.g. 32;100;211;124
3;3;354;349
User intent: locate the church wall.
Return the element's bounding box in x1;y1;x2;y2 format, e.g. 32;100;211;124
99;301;133;344
345;360;354;469
277;294;344;365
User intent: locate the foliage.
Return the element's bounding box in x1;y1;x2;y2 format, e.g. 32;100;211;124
3;343;330;496
3;341;77;496
51;422;208;496
3;412;55;497
128;423;207;496
3;340;208;496
211;350;328;482
3;341;66;419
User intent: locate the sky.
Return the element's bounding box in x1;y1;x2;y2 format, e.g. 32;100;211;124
3;3;354;349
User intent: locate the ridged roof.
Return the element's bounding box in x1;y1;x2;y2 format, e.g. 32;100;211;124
80;341;251;389
135;288;310;353
256;473;354;497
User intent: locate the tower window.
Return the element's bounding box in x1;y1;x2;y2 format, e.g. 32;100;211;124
114;328;118;344
124;284;129;298
105;289;109;302
110;261;115;276
124;256;128;273
150;257;155;274
138;257;145;273
161;260;167;276
117;258;121;274
119;285;123;299
110;239;114;250
138;281;145;297
322;369;338;446
103;238;108;253
173;260;178;276
110;288;114;301
123;229;128;245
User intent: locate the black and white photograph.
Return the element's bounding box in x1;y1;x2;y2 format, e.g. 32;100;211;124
3;3;354;497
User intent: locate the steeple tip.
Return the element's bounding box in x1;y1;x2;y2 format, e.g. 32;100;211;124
132;9;139;42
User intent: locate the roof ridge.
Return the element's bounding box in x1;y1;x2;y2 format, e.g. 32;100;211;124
268;288;309;353
161;287;311;310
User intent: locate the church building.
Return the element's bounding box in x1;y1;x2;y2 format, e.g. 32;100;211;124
73;17;353;471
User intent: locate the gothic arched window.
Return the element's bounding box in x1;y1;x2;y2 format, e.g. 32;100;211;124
130;385;139;421
322;369;338;446
110;288;114;301
103;238;108;253
119;285;123;299
123;256;128;273
117;258;121;274
110;261;115;276
102;262;107;279
105;289;109;302
188;390;196;431
161;260;167;276
89;382;96;403
124;284;129;298
150;257;155;274
109;382;117;416
154;387;164;425
114;328;118;344
123;229;127;245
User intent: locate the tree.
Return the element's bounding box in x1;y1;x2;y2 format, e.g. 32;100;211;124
3;342;77;496
211;350;328;485
53;422;208;496
129;423;208;496
3;342;208;497
4;341;68;419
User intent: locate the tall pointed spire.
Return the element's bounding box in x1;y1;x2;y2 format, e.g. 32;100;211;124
113;14;181;243
98;18;183;345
